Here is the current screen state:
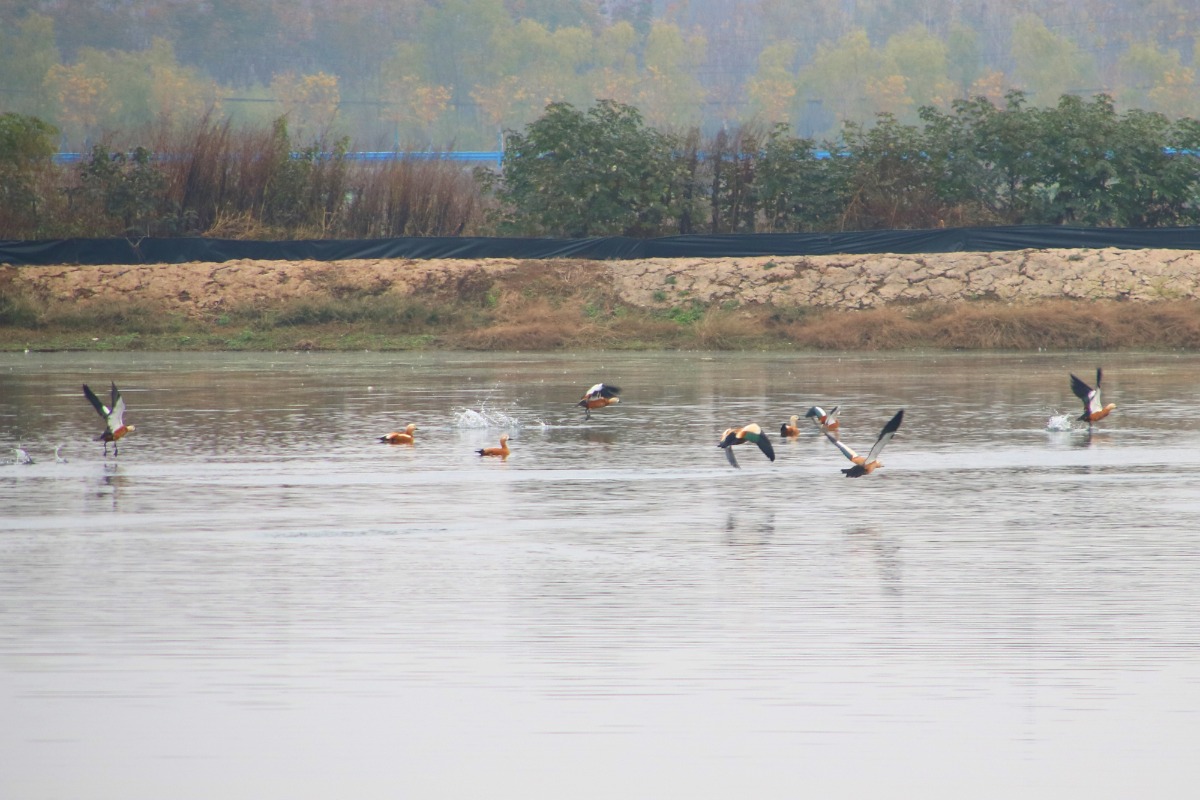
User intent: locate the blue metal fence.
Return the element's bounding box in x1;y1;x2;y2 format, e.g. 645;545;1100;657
52;150;505;165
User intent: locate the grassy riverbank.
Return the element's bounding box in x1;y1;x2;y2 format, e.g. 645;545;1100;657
5;282;1200;352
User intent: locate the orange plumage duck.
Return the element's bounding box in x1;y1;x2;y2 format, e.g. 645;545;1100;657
826;409;903;478
1070;368;1116;428
804;405;841;438
380;423;417;444
717;423;775;469
83;382;135;456
578;383;621;419
476;434;510;458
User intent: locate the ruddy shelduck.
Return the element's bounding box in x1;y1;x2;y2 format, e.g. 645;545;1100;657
717;423;776;469
1070;368;1116;427
379;423;417;444
476;433;510;458
780;415;802;438
578;383;621;419
826;409;904;478
83;382;135;456
805;405;841;437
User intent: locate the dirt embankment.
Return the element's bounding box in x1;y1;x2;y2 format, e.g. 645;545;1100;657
6;247;1200;318
6;248;1200;351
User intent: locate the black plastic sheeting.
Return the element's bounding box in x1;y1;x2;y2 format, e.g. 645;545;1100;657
5;225;1200;266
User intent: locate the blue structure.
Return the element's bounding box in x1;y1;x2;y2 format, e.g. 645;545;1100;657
53;150;504;165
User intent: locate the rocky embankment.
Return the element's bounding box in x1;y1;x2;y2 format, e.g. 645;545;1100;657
5;247;1200;316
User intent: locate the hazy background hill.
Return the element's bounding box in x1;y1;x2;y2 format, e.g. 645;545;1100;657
2;0;1197;149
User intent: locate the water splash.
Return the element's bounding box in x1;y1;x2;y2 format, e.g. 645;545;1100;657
1046;413;1075;432
3;447;33;466
454;403;525;430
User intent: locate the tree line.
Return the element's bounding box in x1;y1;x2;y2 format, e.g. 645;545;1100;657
3;92;1200;241
2;0;1199;150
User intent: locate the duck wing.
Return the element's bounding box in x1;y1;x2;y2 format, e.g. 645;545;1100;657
583;383;620;401
1070;373;1100;416
865;409;904;463
751;431;775;462
723;445;740;469
83;383;115;429
826;431;860;463
736;423;773;461
84;383;108;415
108;383;126;429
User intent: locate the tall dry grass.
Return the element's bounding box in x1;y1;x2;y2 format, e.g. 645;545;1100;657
340;156;482;238
164;129;485;239
2;114;487;240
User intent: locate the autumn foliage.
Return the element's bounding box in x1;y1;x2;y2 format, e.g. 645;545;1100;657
3;91;1200;240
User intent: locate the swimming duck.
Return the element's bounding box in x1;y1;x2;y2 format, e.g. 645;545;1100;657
379;423;418;444
717;423;776;469
578;383;621;419
83;382;135;456
805;405;841;437
1070;368;1115;427
476;434;510;458
780;415;802;438
826;409;903;477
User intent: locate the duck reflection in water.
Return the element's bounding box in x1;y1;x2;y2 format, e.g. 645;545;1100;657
844;526;902;598
93;465;127;512
1073;427;1110;448
580;427;617;446
724;511;775;548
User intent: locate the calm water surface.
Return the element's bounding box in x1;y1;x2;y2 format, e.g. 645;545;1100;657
2;351;1199;799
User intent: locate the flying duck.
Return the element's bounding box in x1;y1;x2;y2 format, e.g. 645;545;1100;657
578;383;621;419
1070;368;1115;427
476;433;510;458
83;382;135;456
379;423;418;444
826;409;904;477
717;423;776;469
805;405;841;437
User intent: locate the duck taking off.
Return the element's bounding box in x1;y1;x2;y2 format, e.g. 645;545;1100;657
805;405;841;438
578;383;621;419
379;423;417;444
83;382;135;456
717;423;776;469
1070;368;1115;427
826;409;903;477
476;434;510;458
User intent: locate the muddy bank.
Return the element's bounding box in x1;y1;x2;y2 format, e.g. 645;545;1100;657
4;248;1200;351
5;247;1200;317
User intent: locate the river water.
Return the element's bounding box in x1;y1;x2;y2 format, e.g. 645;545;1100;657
2;350;1199;799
